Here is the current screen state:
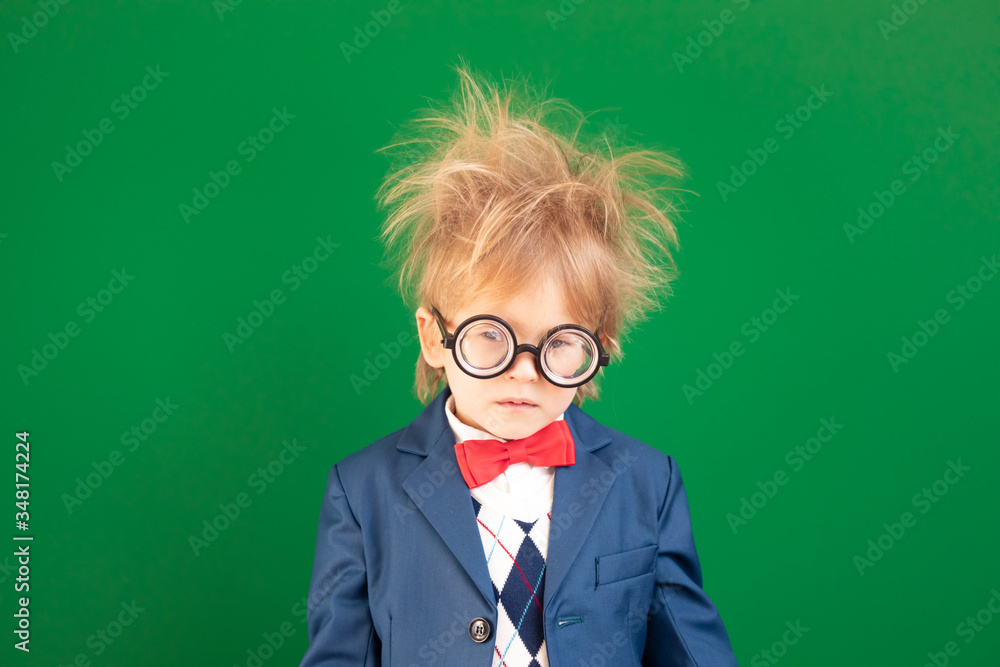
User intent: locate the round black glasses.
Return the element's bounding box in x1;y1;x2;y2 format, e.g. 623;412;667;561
430;305;610;388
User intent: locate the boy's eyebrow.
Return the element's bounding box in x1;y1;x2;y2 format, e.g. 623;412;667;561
499;314;591;338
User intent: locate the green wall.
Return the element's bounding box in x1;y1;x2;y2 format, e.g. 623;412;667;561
2;1;998;665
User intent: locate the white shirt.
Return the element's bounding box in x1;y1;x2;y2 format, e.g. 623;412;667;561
445;394;562;522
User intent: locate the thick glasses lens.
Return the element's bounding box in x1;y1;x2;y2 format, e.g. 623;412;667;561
542;330;597;382
458;321;512;373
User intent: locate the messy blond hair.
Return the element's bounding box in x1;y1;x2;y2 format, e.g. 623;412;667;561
375;59;689;406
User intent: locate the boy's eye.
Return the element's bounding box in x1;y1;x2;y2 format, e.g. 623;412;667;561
481;329;502;342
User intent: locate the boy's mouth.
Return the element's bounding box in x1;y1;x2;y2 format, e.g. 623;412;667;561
497;398;537;409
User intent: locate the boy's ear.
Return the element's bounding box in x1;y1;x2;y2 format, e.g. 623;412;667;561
415;307;446;369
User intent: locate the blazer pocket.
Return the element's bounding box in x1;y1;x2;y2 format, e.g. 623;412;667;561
595;543;657;587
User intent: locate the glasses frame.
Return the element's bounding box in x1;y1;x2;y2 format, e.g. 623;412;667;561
430;305;610;388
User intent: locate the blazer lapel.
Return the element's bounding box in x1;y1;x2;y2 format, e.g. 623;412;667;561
400;387;497;608
398;386;616;613
542;401;614;610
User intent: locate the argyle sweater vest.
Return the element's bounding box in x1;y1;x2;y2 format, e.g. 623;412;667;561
471;495;550;667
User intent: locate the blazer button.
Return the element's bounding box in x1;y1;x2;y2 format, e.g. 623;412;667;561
468;617;491;643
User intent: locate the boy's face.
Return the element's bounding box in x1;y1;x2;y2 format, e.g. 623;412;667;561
416;281;594;441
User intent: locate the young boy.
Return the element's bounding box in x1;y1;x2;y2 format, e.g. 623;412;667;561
300;63;738;666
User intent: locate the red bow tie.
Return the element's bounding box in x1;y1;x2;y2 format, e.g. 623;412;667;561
454;420;576;489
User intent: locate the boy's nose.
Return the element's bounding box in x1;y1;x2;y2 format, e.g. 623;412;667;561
506;350;540;381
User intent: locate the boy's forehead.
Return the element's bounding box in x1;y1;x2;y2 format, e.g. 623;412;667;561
453;291;586;331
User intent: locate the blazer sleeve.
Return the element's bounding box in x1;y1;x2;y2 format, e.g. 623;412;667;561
300;463;380;667
643;455;738;667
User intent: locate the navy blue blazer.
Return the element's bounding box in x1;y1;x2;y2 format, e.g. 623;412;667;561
300;386;738;666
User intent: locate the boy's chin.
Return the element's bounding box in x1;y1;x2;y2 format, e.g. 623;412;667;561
489;418;551;441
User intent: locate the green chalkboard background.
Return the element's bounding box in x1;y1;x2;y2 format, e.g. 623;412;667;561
2;1;998;665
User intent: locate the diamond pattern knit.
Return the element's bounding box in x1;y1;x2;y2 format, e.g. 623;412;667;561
471;495;550;667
